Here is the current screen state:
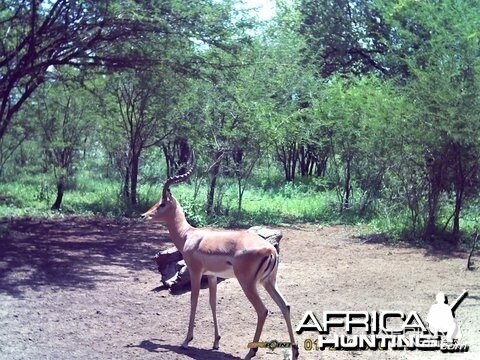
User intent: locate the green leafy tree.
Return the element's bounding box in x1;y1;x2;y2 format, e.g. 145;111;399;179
30;74;97;210
379;0;480;240
311;75;406;212
0;0;250;140
299;0;390;77
101;69;184;205
260;2;325;182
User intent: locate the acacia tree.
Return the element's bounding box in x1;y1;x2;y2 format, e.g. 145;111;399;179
0;117;30;178
102;69;182;205
298;0;390;77
31;75;97;210
162;138;191;178
97;0;250;206
0;0;249;140
378;0;480;241
0;0;148;139
178;35;274;215
258;3;327;183
309;75;404;212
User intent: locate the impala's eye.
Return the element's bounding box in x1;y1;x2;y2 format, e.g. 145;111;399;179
159;203;166;208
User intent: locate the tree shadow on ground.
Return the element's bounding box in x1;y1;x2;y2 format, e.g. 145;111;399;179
126;339;242;360
0;216;170;298
354;232;474;261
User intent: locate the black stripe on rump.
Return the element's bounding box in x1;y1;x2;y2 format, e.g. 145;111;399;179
260;254;277;282
255;255;271;280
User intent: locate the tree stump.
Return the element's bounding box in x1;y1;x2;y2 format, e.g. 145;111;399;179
247;226;282;253
152;227;283;292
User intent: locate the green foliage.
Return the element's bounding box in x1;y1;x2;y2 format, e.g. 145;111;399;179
299;0;390;76
0;0;479;247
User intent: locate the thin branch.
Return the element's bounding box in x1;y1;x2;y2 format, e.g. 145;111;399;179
467;231;478;271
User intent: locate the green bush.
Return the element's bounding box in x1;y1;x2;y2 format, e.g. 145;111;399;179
1;169;478;247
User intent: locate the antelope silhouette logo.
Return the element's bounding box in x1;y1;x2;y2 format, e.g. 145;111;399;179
426;290;467;342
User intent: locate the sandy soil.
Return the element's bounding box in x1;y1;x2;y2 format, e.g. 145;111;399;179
0;217;479;360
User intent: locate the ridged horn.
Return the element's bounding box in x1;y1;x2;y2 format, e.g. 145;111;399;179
162;150;196;199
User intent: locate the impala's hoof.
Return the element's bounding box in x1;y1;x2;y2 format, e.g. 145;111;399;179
292;343;299;359
244;347;258;359
213;335;221;350
181;335;193;349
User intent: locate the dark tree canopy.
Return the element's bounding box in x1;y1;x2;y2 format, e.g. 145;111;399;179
0;0;247;139
299;0;390;77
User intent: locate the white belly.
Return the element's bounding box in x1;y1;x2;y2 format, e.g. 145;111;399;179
204;267;235;279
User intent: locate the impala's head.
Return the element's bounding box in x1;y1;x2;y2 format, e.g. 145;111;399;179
141;189;177;222
141;151;196;222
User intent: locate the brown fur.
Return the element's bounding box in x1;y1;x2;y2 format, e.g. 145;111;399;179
142;191;298;359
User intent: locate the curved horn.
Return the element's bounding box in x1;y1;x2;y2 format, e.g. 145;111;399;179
162;150;196;198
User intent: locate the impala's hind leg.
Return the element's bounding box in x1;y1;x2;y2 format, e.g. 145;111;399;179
263;275;298;359
237;278;268;359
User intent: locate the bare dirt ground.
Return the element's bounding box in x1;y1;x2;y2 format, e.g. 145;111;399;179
0;217;479;360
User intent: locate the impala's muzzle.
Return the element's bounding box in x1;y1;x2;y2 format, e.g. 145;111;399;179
140;209;154;220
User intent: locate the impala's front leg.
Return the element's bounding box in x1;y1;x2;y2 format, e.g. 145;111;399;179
182;268;202;348
208;275;221;349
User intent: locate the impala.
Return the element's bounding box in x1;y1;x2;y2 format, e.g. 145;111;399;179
141;153;299;360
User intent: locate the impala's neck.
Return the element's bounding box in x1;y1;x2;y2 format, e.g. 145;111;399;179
164;198;193;251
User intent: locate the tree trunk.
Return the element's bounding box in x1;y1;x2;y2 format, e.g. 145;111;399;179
424;183;441;241
123;165;130;199
233;148;244;212
130;152;140;205
276;142;298;182
342;157;352;211
424;181;440;241
162;139;190;178
289;143;298;182
423;157;444;241
299;145;309;177
237;177;243;212
315;152;329;177
51;176;65;210
453;189;463;239
452;148;465;241
176;138;190;174
162;143;174;177
206;151;223;215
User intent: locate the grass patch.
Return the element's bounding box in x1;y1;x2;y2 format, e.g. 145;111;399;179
0;173;343;226
1;170;478;248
